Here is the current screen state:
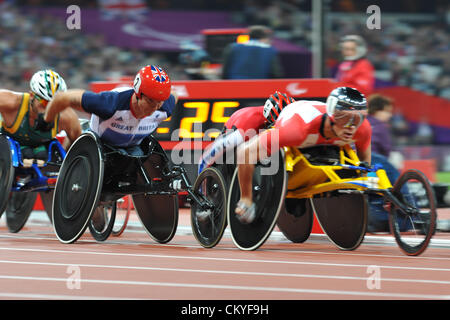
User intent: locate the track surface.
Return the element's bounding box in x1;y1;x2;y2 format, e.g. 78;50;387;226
0;209;449;303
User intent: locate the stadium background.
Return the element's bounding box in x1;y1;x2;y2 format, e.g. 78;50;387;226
1;0;449;192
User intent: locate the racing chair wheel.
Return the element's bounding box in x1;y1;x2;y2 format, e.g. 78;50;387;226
5;192;38;233
39;190;54;223
191;167;227;248
276;198;314;243
111;196;131;237
53;132;104;244
0;134;15;217
88;202;117;242
311;192;368;251
227;150;287;251
132;140;178;243
388;169;437;256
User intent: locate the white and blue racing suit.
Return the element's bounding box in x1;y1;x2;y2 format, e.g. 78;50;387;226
81;87;176;155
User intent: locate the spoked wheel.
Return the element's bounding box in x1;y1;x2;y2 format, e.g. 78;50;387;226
227;150;287;251
388;169;437;256
0;134;15;217
88;202;117;242
53;132;104;244
5;192;38;233
277;198;314;243
191;167;227;248
111;196;131;237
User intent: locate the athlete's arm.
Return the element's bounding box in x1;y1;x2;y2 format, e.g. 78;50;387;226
357;144;371;165
0;90;20;114
44;89;86;123
57;108;82;149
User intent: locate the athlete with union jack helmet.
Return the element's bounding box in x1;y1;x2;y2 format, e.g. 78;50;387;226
43;65;177;155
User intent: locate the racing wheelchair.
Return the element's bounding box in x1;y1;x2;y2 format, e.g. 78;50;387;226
0;133;65;232
225;144;437;256
52;131;226;244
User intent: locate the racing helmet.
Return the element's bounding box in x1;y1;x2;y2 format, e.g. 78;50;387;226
263;91;295;125
326;87;367;128
339;35;367;61
133;65;171;101
30;69;67;102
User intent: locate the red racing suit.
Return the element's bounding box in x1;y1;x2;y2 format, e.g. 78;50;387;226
335;58;375;97
198;106;267;173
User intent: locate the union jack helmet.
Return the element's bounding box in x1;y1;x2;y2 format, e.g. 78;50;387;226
263;91;295;125
133;65;171;101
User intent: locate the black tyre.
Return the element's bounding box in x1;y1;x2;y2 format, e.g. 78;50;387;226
88;202;117;242
388;169;437;256
111;196;131;237
6;192;38;233
191;167;227;248
0;134;15;217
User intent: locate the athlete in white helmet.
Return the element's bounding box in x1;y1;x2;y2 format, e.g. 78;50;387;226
0;69;81;166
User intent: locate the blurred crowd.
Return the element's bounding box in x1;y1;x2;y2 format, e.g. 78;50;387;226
1;0;449;101
236;0;450;100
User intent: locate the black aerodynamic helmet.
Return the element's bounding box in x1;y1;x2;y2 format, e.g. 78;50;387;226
326;87;367;128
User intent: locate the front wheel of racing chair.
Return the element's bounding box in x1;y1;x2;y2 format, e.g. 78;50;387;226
190;167;227;248
227;150;287;251
388;169;437;256
88;202;117;242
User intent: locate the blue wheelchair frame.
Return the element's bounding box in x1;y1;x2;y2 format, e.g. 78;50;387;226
5;135;66;192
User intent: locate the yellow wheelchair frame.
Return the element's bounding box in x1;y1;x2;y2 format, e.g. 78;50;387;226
284;144;391;198
279;144;436;256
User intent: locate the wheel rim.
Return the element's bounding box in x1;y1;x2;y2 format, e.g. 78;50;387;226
191;167;227;248
389;170;436;256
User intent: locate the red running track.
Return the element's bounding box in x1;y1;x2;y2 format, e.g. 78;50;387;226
0;209;449;301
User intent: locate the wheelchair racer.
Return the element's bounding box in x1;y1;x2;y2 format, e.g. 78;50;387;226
198;91;295;174
235;87;372;224
0;69;82;167
42;65;177;156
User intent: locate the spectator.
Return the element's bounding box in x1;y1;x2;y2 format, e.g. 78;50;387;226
366;94;402;233
335;35;375;97
367;94;394;157
221;25;284;79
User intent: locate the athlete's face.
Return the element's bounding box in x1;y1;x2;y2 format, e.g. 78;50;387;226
332;110;367;143
31;94;48;114
135;94;164;119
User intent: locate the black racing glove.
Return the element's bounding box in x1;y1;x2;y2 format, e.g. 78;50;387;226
34;113;54;132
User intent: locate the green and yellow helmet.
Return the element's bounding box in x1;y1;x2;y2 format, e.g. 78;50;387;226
30;69;67;102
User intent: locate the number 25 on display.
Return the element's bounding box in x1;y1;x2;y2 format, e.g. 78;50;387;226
158;101;239;139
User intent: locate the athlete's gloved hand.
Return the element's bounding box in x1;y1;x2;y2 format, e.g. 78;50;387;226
34;113;53;131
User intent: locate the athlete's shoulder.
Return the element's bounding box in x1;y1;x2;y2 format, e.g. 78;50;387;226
278;100;325;123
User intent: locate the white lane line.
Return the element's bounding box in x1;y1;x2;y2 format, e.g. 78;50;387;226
0;275;448;300
1;232;449;261
0;247;449;272
0;259;449;285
